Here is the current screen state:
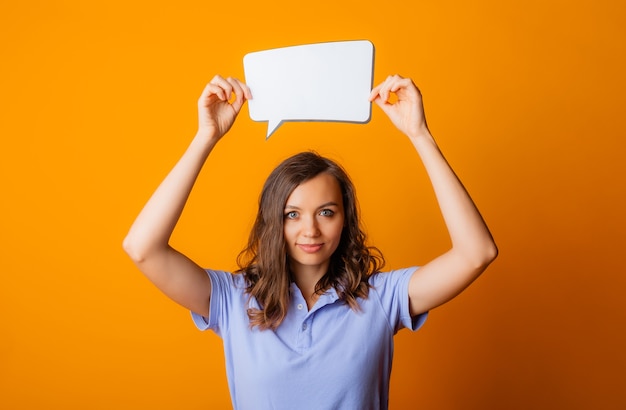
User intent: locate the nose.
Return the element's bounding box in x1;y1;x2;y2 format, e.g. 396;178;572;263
302;215;320;237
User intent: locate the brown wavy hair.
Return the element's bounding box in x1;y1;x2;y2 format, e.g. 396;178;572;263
236;151;385;330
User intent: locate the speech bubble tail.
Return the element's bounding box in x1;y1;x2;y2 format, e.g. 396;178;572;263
266;119;283;140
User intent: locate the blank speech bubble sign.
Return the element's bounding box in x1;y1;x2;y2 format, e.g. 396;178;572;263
243;40;375;139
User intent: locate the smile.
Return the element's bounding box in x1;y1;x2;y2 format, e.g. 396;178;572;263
297;243;324;253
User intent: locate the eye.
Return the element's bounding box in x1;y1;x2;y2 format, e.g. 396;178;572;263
285;211;298;219
319;209;334;217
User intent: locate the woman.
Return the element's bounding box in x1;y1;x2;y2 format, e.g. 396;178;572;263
123;74;498;409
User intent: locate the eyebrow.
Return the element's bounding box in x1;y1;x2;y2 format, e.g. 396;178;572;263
284;202;340;211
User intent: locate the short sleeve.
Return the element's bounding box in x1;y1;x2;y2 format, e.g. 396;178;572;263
369;267;428;334
190;269;235;334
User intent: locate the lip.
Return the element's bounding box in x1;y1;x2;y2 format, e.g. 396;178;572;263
297;243;324;253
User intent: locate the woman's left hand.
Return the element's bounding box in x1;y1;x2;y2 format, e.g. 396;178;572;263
371;76;498;317
369;75;430;140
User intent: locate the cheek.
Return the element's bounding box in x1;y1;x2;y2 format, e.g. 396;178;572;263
283;223;296;243
329;219;345;240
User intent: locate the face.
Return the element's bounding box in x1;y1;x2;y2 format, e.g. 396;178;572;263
283;172;345;277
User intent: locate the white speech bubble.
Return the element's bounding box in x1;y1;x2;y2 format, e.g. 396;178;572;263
243;40;375;139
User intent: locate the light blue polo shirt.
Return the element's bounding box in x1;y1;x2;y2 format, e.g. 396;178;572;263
191;267;427;410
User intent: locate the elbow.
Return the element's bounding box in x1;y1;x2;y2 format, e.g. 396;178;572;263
479;240;498;269
460;240;498;273
122;234;147;264
487;242;499;264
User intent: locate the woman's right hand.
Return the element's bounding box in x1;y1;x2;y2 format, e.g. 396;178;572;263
369;75;430;141
123;75;252;317
197;75;252;141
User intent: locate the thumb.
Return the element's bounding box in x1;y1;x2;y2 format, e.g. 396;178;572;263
372;95;394;117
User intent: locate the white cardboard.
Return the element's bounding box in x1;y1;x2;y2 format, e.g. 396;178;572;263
243;40;375;139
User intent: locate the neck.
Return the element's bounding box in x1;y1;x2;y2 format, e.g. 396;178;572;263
290;263;328;309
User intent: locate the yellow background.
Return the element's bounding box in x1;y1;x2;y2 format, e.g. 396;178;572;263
1;0;625;408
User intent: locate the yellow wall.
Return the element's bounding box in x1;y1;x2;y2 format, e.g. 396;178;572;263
2;0;625;408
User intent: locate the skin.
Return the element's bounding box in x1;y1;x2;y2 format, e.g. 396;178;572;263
123;74;497;319
369;76;498;315
282;172;345;308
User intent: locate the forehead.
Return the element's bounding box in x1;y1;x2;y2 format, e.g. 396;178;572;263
285;173;343;207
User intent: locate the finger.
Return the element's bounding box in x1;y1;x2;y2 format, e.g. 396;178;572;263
204;76;227;101
369;80;389;102
237;78;253;100
389;77;419;98
384;74;407;100
369;82;384;101
209;74;234;101
226;77;247;112
201;76;227;101
199;81;225;105
372;94;394;117
369;74;396;101
370;75;419;103
375;76;391;101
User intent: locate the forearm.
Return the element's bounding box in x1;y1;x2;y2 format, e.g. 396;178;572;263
371;74;497;313
410;132;497;265
123;132;218;262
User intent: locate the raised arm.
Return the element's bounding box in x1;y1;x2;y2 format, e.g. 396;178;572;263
369;75;498;316
123;75;251;316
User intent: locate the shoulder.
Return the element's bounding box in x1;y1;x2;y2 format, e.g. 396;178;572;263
368;267;419;289
205;269;247;293
368;267;428;332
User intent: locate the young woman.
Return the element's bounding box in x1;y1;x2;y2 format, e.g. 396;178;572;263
123;74;498;409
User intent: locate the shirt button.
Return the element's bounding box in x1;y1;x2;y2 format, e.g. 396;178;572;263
297;304;303;310
302;323;307;330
